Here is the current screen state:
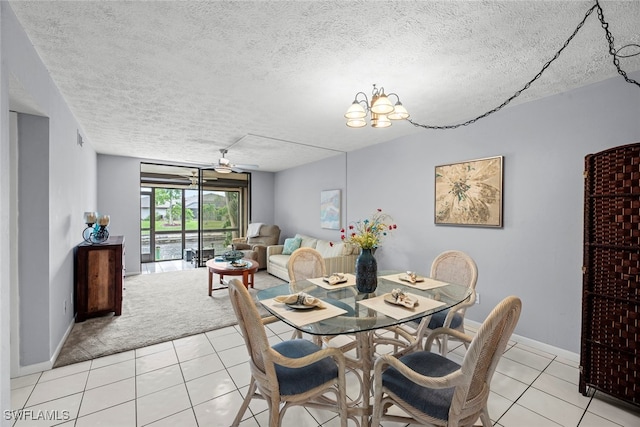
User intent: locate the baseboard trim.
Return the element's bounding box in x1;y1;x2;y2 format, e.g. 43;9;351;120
465;319;580;363
12;317;75;378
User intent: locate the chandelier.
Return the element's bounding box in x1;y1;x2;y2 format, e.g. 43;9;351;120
344;84;410;128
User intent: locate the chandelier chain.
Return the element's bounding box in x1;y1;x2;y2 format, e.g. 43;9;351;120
409;0;638;130
596;1;640;87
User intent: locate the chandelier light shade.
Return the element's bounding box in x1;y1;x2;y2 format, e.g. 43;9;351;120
344;101;367;119
370;93;394;115
344;84;409;128
387;102;409;120
371;112;391;128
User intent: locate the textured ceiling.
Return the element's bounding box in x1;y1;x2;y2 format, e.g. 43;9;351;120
8;1;640;172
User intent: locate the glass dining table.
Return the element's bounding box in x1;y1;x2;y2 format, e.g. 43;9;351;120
257;271;474;426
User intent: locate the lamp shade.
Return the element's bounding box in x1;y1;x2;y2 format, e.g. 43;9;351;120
346;118;367;128
98;215;110;227
84;211;97;225
344;101;367;119
387;102;410;120
370;94;394;114
371;113;391;128
215;165;233;173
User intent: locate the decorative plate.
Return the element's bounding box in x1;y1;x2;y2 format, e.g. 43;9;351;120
323;275;348;285
285;303;317;310
399;275;425;283
383;294;418;308
229;260;248;268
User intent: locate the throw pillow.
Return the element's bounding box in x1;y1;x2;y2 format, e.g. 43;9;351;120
282;237;302;255
295;233;318;249
315;240;344;258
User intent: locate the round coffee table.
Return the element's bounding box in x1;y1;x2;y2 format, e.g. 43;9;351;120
206;258;259;295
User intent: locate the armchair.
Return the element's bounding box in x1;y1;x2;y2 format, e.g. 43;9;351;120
232;224;281;269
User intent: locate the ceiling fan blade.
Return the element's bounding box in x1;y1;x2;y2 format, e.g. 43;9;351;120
184;160;215;168
232;163;260;170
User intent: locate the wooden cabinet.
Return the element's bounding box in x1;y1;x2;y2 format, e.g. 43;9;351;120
581;143;639;406
75;235;125;322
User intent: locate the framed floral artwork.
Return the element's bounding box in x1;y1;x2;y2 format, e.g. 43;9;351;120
434;156;503;227
320;189;341;230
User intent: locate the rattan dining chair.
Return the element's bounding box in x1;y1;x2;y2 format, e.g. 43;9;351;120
287;247;358;352
227;279;349;427
425;250;478;354
287;247;327;285
287;247;327;339
391;250;478;356
371;295;521;427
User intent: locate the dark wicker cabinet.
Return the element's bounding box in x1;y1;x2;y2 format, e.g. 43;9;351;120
75;235;125;322
581;143;639;406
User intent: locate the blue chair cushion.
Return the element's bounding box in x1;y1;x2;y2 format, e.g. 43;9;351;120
272;339;338;396
382;351;460;420
428;309;463;330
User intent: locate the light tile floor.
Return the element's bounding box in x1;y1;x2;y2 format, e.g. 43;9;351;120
10;321;640;426
140;259;196;274
10;262;640;426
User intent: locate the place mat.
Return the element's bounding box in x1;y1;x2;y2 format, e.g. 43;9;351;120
380;273;450;290
307;273;357;290
357;292;446;320
260;298;348;327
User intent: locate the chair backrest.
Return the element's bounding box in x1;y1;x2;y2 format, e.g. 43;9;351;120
288;247;327;283
451;296;521;423
227;278;271;375
430;250;478;289
247;224;281;246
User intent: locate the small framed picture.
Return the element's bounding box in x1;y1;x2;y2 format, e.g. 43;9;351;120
320;189;341;230
435;156;503;227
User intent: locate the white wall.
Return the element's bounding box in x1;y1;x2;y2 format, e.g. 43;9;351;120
97;155;141;274
249;170;276;227
275;152;347;243
17;114;50;366
274;72;640;354
2;3;97;376
97;155;277;274
0;2;11;423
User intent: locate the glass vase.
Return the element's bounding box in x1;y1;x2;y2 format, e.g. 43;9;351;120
356;248;378;293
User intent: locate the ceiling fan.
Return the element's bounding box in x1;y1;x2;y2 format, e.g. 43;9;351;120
178;171;210;188
210;149;259;174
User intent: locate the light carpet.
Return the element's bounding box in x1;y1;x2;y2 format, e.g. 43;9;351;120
54;268;284;368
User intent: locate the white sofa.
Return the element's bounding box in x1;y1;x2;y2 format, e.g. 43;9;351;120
266;233;360;281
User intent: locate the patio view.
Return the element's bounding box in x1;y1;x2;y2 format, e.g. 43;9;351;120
140;164;250;266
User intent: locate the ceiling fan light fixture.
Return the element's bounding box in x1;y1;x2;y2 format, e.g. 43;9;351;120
214;165;233;173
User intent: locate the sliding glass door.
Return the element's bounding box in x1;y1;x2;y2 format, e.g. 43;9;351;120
140;163;250;267
196;169;249;266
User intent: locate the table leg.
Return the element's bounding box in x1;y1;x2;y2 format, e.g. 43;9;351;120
219;273;224;285
208;268;213;296
355;331;374;427
242;271;249;289
249;271;255;288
